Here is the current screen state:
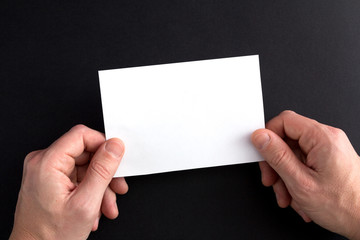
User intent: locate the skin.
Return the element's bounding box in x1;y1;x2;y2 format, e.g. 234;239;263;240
252;111;360;239
9;111;360;239
10;124;128;240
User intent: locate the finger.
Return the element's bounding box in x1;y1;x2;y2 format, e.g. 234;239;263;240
266;110;323;155
75;138;125;208
76;164;88;183
259;161;278;186
101;187;119;219
24;150;43;165
74;151;92;166
110;177;129;195
69;167;77;184
252;129;312;189
69;152;91;184
291;200;312;223
272;178;291;208
23;150;44;182
42;125;105;176
92;211;102;231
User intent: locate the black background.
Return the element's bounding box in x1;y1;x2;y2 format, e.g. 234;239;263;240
1;0;359;239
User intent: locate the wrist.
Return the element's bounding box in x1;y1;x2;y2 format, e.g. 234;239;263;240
345;196;360;240
10;221;55;240
348;230;360;240
10;226;37;240
349;224;360;240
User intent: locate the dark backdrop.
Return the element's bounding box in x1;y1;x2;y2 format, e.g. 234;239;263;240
2;1;359;239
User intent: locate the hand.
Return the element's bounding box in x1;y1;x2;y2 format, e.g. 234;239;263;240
10;125;128;240
252;111;360;239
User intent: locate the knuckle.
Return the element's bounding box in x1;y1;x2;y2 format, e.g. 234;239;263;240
279;110;295;120
270;148;289;169
24;150;40;164
309;118;319;126
295;177;316;199
308;124;323;140
330;127;346;138
70;199;97;221
90;161;113;181
70;124;89;133
281;110;295;116
322;126;348;146
23;150;43;172
280;110;298;123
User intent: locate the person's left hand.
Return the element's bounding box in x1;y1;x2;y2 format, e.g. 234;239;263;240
10;125;128;240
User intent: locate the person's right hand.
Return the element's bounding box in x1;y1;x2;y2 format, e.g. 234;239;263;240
251;111;360;239
10;125;128;240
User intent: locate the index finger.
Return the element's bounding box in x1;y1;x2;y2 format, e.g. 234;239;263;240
266;111;323;154
42;124;105;175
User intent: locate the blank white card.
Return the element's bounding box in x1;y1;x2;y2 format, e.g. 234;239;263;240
99;55;264;177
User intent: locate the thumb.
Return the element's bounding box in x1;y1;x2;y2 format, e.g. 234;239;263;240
76;138;125;206
251;129;310;188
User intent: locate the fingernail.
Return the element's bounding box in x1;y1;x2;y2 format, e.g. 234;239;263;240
105;140;124;158
254;133;270;150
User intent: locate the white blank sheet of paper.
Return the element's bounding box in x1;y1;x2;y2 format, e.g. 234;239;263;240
99;55;264;177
